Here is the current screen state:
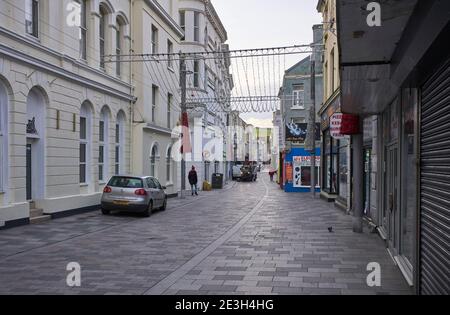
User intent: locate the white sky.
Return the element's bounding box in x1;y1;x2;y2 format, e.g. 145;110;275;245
212;0;322;128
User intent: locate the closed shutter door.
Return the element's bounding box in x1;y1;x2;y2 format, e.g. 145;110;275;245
420;58;450;295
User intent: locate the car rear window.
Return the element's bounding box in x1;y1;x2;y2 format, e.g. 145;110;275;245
108;177;143;188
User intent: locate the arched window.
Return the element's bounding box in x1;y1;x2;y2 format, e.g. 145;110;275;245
80;0;88;60
116;17;122;77
115;111;125;175
0;81;8;193
80;102;92;184
99;106;110;182
150;144;158;177
99;5;107;69
166;146;172;183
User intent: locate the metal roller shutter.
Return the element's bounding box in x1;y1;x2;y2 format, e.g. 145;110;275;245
420;58;450;295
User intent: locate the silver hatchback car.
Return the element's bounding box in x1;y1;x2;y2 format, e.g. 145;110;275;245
101;175;167;217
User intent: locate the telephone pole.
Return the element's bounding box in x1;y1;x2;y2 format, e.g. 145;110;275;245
180;55;187;199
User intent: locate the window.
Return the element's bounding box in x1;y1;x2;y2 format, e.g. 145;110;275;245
292;84;305;108
79;0;87;60
116;20;122;76
150;145;158;177
99;120;105;181
80;103;91;184
194;12;200;42
166;147;172;182
167;39;173;69
115;111;125;175
167;93;172;128
25;0;39;37
99;108;109;182
151;25;158;54
152;85;158;123
330;48;335;93
193;60;199;88
179;11;185;41
99;6;107;69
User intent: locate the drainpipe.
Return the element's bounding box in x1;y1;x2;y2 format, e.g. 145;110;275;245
352;119;364;233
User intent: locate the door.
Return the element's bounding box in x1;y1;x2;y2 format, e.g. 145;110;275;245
384;144;399;252
26;143;32;201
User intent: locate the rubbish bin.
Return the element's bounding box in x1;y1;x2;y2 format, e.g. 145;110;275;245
211;173;224;189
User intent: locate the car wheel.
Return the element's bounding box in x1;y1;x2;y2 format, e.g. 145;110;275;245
161;198;167;211
101;208;110;215
143;201;153;217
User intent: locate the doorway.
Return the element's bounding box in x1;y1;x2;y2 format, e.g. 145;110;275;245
26;143;32;201
383;143;399;253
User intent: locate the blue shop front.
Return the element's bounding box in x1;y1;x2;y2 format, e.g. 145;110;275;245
284;148;321;193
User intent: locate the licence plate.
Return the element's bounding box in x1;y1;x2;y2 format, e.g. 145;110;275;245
113;200;129;206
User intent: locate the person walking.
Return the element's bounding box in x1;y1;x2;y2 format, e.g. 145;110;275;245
188;166;198;196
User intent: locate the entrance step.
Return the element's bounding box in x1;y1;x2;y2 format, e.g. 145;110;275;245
30;208;44;218
30;215;51;225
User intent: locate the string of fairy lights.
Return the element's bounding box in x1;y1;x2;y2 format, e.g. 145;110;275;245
104;45;321;114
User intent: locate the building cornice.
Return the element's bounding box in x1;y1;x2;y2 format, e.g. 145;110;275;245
204;0;228;43
0;27;134;101
144;0;184;38
318;88;340;116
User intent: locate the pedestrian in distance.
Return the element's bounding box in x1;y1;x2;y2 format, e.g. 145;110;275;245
188;166;198;196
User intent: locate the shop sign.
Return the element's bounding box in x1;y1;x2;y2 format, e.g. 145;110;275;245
285;162;293;183
340;114;361;135
330;113;345;139
293;156;321;167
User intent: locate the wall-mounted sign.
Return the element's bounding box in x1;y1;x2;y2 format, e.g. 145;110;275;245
340;114;360;135
286;123;320;143
330;113;345;139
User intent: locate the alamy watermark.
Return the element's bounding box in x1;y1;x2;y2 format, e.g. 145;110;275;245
366;2;382;27
66;262;81;287
366;262;381;287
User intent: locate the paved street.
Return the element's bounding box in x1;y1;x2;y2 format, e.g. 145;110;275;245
0;174;411;295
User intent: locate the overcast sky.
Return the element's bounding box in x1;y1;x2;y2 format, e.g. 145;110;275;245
212;0;322;127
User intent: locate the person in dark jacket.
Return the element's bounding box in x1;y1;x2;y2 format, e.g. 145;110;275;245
188;166;198;196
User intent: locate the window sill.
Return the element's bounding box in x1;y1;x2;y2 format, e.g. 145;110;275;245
291;106;305;110
80;183;89;187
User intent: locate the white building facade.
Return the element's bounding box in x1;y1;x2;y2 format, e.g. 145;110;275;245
178;0;233;188
131;0;183;197
0;0;133;227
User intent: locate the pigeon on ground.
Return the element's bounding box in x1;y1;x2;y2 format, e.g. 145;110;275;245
328;227;333;233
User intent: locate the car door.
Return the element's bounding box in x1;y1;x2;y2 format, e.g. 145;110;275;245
152;178;165;206
146;178;160;207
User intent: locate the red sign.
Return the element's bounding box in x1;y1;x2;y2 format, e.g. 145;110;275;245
340;114;360;135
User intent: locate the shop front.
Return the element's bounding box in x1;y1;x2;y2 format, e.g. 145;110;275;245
319;95;351;209
284;148;320;193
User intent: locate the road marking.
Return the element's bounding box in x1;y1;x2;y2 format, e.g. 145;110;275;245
144;176;269;295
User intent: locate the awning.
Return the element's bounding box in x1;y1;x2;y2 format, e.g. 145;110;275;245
337;0;418;114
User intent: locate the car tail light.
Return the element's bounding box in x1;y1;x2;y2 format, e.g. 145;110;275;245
103;186;112;193
135;189;147;196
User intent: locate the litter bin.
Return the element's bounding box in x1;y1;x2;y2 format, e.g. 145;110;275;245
211;173;224;189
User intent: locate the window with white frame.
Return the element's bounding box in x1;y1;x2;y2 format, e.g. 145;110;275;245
25;0;39;38
166;146;172;182
150;145;158;177
99;108;109;182
151;25;158;54
80;103;91;184
115;111;125;175
152;85;158;123
167;39;173;69
292;84;305;108
194;12;200;42
179;11;185;41
167;93;172;128
116;19;122;77
0;95;5;192
79;0;87;60
193;60;199;88
99;5;107;69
